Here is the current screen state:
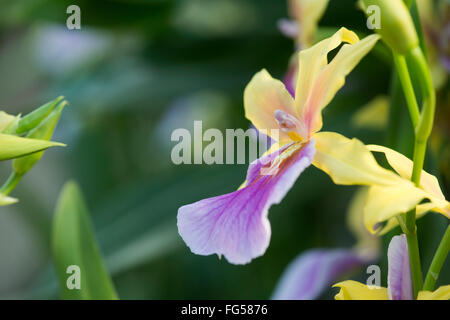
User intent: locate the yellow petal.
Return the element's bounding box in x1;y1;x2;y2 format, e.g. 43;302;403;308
364;184;428;233
367;144;445;199
368;144;450;219
418;285;450;300
295;28;358;126
333;280;388;300
376;199;448;235
289;0;329;46
300;34;380;135
312;131;401;186
244;69;298;143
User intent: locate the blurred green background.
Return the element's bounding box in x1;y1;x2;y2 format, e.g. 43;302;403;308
0;0;448;299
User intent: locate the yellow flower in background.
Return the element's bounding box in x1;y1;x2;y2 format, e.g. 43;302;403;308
346;187;380;260
335;280;450;300
351;95;389;130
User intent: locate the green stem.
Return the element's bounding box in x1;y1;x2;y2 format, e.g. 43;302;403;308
404;210;422;296
410;139;427;185
423;225;450;291
0;172;23;195
404;220;423;296
393;53;426;299
392;54;420;127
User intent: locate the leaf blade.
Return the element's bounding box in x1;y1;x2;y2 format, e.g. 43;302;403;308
52;181;118;300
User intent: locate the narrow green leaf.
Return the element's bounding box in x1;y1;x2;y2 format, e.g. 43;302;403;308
52;181;118;300
0;133;65;161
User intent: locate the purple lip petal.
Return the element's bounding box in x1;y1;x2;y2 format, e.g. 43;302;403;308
177;140;316;265
387;234;413;300
271;249;363;300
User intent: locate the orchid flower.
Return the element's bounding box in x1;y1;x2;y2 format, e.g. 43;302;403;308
334;235;450;300
271;188;379;300
177;28;381;264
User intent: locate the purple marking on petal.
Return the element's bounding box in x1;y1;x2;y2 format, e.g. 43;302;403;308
387;234;413;300
271;249;363;300
177;140;316;265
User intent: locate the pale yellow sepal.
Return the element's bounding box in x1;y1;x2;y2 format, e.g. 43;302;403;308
417;285;450;300
302;34;380;135
312;131;401;186
334;280;388;300
312;132;449;233
296;32;379;137
364;184;428;233
368;144;450;220
368;145;445;198
295;27;359;122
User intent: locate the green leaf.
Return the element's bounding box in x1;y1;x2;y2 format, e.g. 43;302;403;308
0;133;65;161
52;181;118;300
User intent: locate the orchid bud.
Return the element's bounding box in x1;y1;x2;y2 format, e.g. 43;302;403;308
16;96;64;134
13;100;66;175
360;0;418;54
